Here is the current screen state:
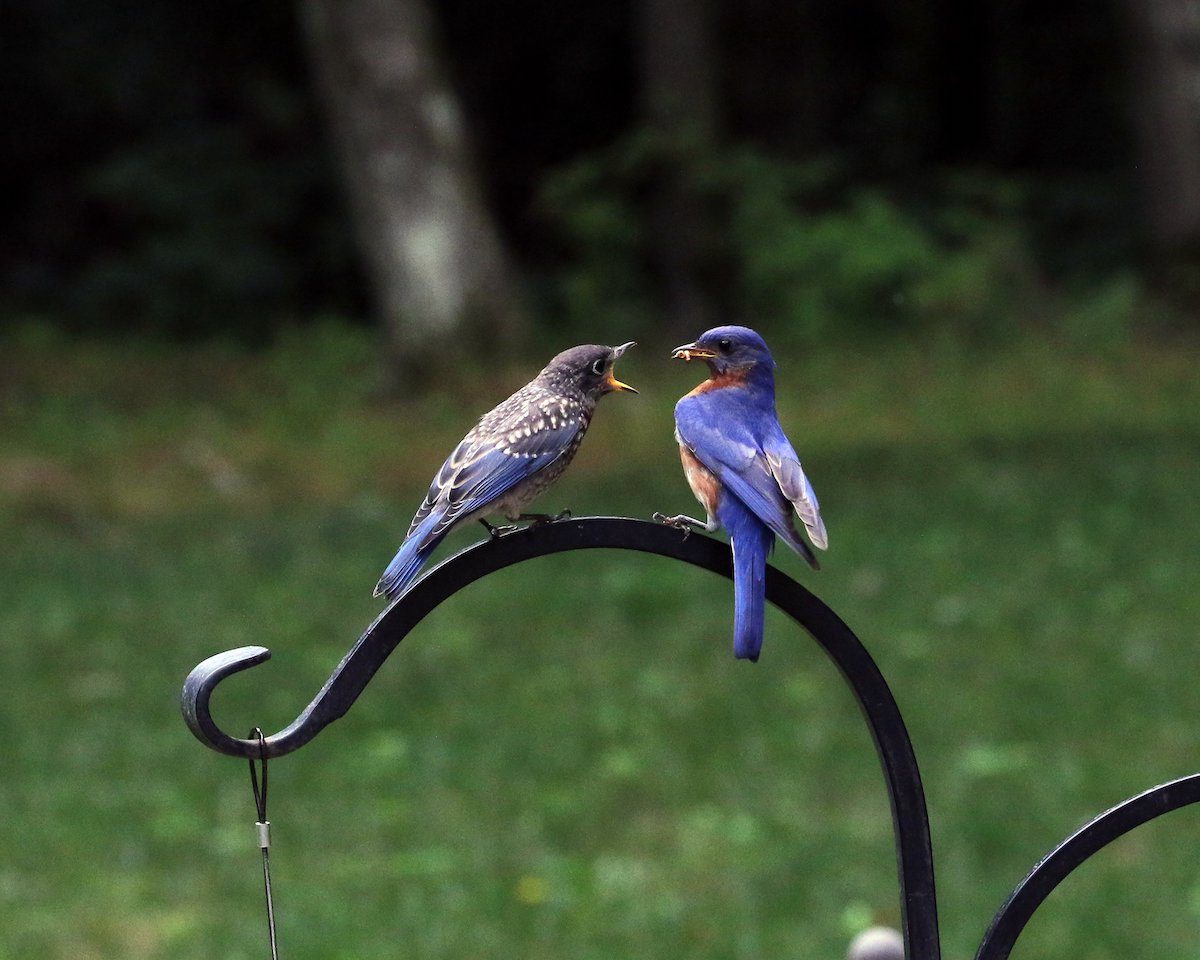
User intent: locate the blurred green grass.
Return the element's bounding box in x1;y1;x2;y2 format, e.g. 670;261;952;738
2;324;1199;959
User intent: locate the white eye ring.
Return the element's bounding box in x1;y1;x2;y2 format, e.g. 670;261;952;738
591;359;605;375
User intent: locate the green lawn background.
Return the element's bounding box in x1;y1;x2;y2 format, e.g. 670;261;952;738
2;326;1199;959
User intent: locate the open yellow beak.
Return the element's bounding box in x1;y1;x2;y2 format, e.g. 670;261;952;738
671;341;717;362
607;341;638;393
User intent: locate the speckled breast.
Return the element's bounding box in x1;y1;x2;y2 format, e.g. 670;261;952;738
508;415;589;508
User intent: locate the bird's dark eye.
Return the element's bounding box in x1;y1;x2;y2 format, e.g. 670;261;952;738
590;358;605;376
718;338;733;353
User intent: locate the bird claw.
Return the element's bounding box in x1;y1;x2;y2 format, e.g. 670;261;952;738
481;510;572;540
480;519;520;539
652;512;692;539
516;509;572;527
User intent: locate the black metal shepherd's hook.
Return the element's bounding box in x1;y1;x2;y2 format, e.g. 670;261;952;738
182;517;940;957
180;516;1200;960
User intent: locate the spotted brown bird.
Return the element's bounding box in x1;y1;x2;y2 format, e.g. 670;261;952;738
656;325;827;661
374;342;638;601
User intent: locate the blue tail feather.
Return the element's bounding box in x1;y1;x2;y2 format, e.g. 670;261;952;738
374;511;446;601
724;501;775;662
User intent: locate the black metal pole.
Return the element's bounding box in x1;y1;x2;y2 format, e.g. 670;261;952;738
975;773;1200;959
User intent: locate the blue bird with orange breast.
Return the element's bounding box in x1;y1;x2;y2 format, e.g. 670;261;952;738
375;342;638;601
655;326;827;661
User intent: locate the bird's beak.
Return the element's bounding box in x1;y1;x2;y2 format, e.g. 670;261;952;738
607;341;638;393
671;341;717;362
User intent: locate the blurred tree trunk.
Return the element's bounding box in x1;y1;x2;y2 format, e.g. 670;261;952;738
302;0;524;379
637;0;720;335
1125;0;1200;246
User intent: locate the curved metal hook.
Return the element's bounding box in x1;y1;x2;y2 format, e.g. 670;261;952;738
975;772;1200;959
180;516;940;960
182;646;273;757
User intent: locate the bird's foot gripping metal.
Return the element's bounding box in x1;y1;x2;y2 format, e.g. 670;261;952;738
652;511;712;538
479;518;520;538
517;509;572;525
481;511;572;539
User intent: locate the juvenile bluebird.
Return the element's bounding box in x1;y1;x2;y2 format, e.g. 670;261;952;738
655;325;827;661
374;342;637;601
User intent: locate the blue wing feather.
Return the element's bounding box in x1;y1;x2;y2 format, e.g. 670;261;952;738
761;423;827;550
375;510;445;599
377;413;581;599
430;447;543;536
675;390;820;568
413;413;582;547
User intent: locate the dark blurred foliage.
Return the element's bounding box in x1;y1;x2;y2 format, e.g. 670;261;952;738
0;0;1162;339
2;1;363;338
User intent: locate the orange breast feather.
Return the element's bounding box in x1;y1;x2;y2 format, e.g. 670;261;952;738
680;445;721;516
686;369;748;397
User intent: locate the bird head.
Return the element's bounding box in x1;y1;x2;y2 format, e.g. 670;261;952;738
541;342;638;399
671;325;775;376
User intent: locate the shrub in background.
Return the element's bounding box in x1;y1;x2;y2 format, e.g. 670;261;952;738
538;139;1159;350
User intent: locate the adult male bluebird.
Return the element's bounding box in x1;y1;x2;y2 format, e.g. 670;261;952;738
655;325;827;661
374;342;638;601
